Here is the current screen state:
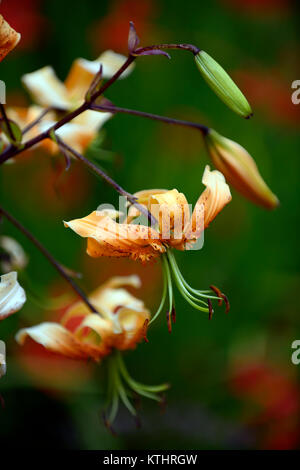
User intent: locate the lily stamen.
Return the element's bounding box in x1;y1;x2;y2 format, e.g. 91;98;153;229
142;318;149;343
105;351;169;427
210;284;230;313
150;249;229;327
166;310;172;333
171;305;176;324
210;284;224;306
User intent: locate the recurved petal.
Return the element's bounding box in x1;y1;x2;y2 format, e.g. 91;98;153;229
77;306;148;352
22;66;70;109
127;189;167;222
102;274;142;290
199;165;232;228
184;165;231;242
92;286;146;320
75;314;114;352
64;211;165;262
0;272;26;320
150;189;190;239
61;275;142;327
133;188;168;205
0;15;20;62
116;306;150;350
15;322;102;361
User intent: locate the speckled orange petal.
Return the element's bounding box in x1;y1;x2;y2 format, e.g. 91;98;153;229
15;322;102;361
184;165;231;243
116;306;150;350
126;189;167;222
150;189;190;239
0;15;20;62
64;211;165;262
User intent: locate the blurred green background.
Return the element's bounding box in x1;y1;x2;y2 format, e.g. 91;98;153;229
0;0;299;450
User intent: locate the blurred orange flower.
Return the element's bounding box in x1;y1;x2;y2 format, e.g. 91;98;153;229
0;14;20;62
230;360;300;449
16;275;150;360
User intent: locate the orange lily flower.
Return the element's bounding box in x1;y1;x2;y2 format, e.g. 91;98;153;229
16;275;150;360
22;50;134;111
3;50;134;155
16;275;168;428
0;15;20;62
64;165;231;262
64;166;232;324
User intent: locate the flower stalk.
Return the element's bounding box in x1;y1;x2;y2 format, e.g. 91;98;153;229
0;205;98;314
54;135;157;225
91;103;209;135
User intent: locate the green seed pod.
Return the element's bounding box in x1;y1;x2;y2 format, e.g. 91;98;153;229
195;51;252;119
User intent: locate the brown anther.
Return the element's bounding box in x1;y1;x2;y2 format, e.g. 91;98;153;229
171;305;176;324
208;299;213;320
166;311;172;333
102;411;117;436
221;294;230;314
210;284;223;306
113;305;123;314
142;318;149;343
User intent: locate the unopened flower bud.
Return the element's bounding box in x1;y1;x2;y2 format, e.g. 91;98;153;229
195;51;252;119
204;129;279;209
